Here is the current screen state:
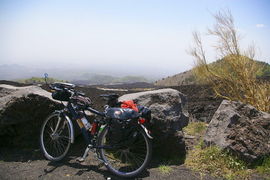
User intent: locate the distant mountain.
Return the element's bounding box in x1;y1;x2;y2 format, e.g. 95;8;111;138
71;75;149;85
155;59;270;86
0;64;150;85
0;64;38;80
93;82;155;89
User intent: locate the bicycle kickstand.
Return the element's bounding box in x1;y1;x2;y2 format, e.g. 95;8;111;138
76;144;93;162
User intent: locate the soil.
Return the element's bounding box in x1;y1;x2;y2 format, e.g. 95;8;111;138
0;135;220;180
0;81;224;180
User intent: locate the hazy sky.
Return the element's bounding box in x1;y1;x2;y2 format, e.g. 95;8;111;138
0;0;269;78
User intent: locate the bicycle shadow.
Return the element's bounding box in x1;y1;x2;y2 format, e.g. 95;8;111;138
42;157;150;180
39;135;151;180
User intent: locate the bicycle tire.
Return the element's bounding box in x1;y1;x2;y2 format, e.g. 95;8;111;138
40;112;72;161
97;125;152;178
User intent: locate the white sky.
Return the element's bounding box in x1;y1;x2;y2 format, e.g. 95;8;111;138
0;0;269;78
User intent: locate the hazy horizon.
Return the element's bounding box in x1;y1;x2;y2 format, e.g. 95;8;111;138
0;0;270;80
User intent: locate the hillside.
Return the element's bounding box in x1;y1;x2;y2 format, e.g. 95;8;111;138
0;64;151;85
155;70;195;86
155;59;270;86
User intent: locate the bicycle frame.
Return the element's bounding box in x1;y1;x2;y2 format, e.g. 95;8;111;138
54;100;105;145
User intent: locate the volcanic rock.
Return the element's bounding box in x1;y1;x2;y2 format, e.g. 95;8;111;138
119;88;189;158
204;100;270;163
0;84;61;147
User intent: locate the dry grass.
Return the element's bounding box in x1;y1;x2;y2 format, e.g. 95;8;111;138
189;10;270;112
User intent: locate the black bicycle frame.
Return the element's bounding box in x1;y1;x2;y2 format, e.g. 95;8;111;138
64;101;107;145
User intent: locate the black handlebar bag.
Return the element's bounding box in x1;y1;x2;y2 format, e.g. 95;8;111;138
52;90;71;101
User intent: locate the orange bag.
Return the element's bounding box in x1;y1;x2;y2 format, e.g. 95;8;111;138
121;100;139;112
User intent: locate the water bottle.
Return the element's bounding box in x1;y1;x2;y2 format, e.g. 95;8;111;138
77;115;92;144
81;116;91;130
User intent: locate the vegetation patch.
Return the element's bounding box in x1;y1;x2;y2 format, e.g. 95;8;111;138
158;164;173;174
185;144;250;180
17;77;67;84
183;122;207;136
256;156;270;175
185;141;270;180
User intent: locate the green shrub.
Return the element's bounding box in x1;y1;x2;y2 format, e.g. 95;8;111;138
185;144;249;180
256;156;270;175
183;122;207;136
158;164;173;174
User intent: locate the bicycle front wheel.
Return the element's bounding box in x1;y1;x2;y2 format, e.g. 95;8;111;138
97;125;152;178
40;112;72;161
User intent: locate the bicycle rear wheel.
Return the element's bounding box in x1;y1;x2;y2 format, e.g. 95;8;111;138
97;125;152;178
40;112;72;161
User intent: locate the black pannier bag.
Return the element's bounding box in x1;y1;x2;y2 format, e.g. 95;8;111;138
52;89;72;101
105;108;140;145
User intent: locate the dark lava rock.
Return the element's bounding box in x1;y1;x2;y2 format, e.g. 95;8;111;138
119;88;189;158
0;84;61;147
204;100;270;163
170;85;223;123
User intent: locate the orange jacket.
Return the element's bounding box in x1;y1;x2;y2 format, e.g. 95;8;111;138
121;100;139;112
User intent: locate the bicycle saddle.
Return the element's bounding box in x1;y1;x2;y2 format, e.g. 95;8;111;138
100;94;119;99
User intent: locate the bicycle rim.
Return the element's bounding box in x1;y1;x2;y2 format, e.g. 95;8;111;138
40;113;71;161
98;125;152;177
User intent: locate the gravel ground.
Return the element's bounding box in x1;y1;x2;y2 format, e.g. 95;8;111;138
0;136;220;180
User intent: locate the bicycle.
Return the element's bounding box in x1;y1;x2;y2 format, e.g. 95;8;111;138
39;81;153;178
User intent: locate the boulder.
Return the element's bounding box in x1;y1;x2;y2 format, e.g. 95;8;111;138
0;84;62;147
204;100;270;163
119;88;189;158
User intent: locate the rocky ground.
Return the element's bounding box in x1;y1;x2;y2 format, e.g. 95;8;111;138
76;84;223;123
0;135;220;180
0;81;223;180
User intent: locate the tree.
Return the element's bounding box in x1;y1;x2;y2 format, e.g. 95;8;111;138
189;10;270;112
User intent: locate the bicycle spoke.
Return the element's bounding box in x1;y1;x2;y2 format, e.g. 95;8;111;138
57;140;66;154
41;114;71;160
52;116;61;134
57;120;67;135
129;153;143;169
99;126;151;176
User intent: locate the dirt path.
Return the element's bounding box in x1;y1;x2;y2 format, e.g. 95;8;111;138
0;137;219;180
